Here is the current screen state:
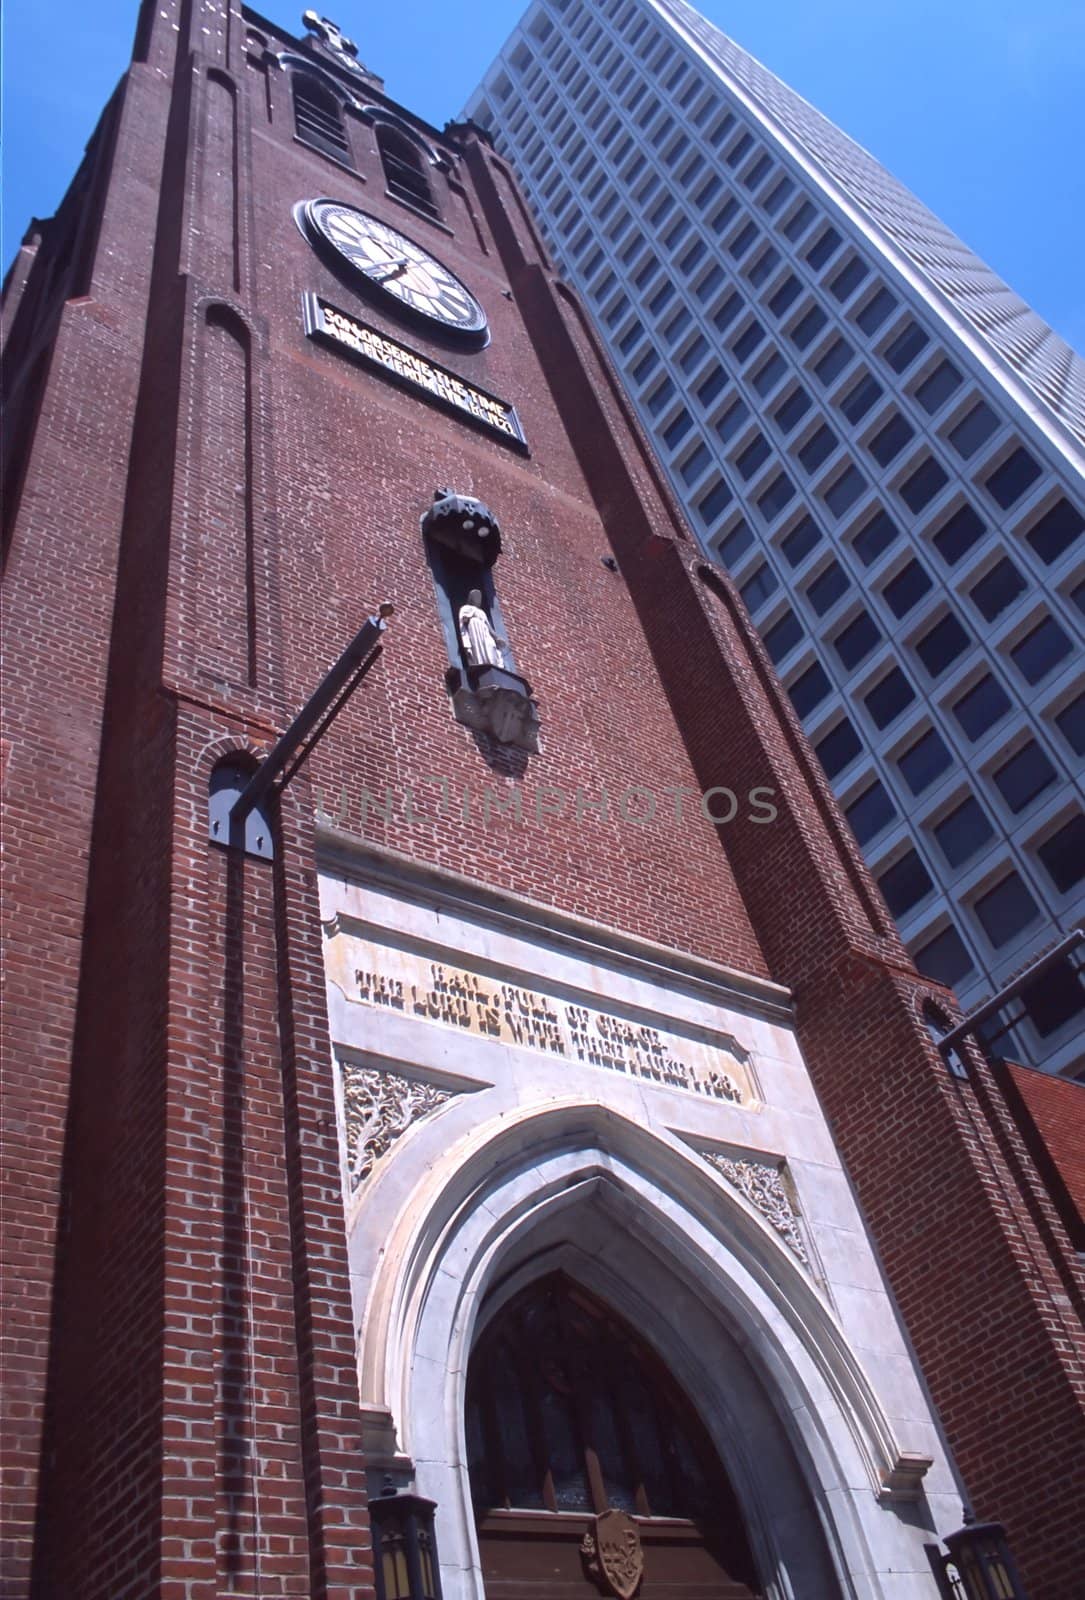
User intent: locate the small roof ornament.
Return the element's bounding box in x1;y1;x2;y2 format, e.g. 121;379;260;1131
444;117;495;149
421;487;503;567
302;11;375;79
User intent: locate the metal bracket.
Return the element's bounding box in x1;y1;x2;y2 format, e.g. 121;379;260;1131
211;605;393;861
209;762;275;859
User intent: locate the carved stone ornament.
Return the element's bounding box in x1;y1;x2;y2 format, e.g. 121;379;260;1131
461;661;541;749
580;1510;644;1600
422;487;503;567
301;10;378;81
459;591;508;671
340;1062;452;1191
879;1451;934;1503
304;9;368;68
703;1153;809;1266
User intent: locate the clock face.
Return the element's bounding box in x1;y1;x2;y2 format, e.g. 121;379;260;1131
301;200;488;342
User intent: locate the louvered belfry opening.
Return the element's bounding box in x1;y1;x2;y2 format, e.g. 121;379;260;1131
377;125;439;219
293;74;352;165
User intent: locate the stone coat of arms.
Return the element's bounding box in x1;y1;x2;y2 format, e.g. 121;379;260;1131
580;1509;644;1600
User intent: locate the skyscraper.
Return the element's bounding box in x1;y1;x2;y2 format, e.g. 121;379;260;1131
466;0;1085;1076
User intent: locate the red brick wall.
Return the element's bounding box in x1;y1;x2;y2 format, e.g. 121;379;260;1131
4;3;372;1594
0;53;176;1595
234;52;770;977
5;3;767;1591
1004;1062;1085;1235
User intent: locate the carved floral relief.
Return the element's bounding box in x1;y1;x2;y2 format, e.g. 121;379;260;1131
704;1152;809;1266
340;1061;453;1190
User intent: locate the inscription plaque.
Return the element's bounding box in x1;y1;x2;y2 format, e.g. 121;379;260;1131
325;923;752;1104
303;294;528;450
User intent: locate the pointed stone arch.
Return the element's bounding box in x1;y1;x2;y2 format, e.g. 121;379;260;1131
347;1099;940;1600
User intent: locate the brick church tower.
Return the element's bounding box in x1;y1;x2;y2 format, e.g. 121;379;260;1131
2;3;1083;1598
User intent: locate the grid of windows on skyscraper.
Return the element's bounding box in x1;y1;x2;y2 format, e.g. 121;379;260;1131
468;0;1085;1076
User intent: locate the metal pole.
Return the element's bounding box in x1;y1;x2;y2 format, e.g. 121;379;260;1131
231;605;392;825
936;927;1083;1064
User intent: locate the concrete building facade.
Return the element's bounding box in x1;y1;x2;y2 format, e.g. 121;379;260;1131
466;0;1085;1077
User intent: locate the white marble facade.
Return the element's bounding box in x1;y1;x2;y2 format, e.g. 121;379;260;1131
318;834;962;1599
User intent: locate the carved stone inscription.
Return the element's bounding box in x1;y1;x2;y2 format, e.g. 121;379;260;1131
304;296;528;448
325;925;751;1104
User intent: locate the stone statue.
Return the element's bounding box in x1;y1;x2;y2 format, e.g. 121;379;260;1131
458;590;507;670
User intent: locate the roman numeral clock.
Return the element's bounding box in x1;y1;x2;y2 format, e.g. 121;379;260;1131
299;199;489;345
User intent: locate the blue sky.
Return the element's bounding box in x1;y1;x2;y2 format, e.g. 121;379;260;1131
3;0;1083;352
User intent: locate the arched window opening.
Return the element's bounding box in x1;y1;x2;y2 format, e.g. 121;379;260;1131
293;73;352;166
466;1274;764;1598
377;125;439;220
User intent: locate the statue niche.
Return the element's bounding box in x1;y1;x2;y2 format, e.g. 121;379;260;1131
422;488;539;751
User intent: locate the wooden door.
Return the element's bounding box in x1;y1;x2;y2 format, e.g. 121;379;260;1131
466;1275;764;1600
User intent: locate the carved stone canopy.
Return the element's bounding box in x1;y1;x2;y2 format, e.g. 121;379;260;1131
422;487;503;567
444;117;494;150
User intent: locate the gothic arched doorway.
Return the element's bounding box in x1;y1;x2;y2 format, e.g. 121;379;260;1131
466;1274;764;1600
